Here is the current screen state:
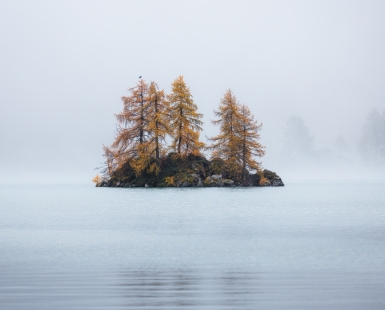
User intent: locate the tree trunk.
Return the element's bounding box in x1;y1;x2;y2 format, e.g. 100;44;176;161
155;96;159;161
139;89;144;144
242;143;246;179
177;107;183;154
242;129;247;180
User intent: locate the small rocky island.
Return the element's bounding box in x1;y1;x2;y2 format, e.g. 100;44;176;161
94;76;284;188
96;154;284;188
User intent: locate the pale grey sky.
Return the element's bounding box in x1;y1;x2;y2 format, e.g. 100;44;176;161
1;0;384;182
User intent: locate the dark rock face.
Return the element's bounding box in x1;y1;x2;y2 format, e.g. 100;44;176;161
203;175;235;187
100;154;284;188
271;178;284;186
262;169;284;187
196;178;203;187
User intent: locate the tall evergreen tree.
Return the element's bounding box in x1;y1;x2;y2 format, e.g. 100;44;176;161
209;90;265;178
208;89;242;172
112;80;172;175
168;76;204;156
237;104;265;178
111;79;150;170
144;82;170;173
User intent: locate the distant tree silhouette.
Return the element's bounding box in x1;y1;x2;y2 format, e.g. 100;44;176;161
281;115;314;161
358;108;384;164
381;109;385;159
333;135;349;156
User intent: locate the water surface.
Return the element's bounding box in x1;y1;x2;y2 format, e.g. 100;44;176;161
0;181;384;309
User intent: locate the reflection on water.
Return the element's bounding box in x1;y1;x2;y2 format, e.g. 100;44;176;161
1;269;384;309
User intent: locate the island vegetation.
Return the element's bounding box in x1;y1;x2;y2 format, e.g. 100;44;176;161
93;76;284;187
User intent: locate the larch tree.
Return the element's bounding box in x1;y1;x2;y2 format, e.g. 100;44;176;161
111;79;150;173
102;144;117;178
208;89;243;172
144;81;170;174
237;104;265;178
168;76;204;156
208;90;265;179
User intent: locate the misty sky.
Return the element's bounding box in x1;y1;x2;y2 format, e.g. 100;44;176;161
1;0;384;182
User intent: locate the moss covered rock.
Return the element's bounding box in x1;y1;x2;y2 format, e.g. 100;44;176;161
101;154;284;188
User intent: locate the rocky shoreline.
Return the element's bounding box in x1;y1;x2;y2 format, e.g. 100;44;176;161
96;154;284;188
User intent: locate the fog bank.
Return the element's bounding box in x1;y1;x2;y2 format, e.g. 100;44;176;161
1;0;384;183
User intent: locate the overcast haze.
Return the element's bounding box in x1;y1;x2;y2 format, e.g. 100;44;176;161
1;0;385;183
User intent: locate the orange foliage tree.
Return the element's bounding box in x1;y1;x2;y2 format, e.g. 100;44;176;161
102;144;117;177
110;79;151;175
109;79;171;175
208;89;241;172
143;81;170;174
237;104;265;178
209;90;265;179
112;79;149;159
168;76;205;156
102;77;265;181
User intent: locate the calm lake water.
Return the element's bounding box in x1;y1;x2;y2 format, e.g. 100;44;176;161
0;181;384;309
